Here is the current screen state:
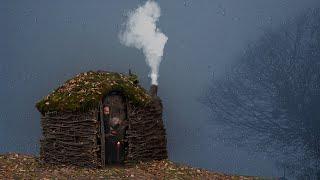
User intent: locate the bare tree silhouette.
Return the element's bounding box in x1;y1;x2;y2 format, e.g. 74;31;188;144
203;8;320;178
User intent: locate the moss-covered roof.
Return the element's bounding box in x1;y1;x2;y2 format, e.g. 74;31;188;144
36;71;151;113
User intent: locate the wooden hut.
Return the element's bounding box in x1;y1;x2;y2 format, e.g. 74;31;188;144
36;71;167;168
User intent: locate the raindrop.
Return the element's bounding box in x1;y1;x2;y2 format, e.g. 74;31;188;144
217;4;226;16
232;17;240;21
65;16;72;24
183;0;191;7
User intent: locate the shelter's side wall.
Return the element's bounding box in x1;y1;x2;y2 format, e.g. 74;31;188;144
126;99;168;163
40;110;101;167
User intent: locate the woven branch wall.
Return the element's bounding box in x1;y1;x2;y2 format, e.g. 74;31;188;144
40;98;167;167
126;99;168;163
40;110;101;167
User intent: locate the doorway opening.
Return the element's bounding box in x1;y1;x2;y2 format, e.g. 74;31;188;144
102;91;128;165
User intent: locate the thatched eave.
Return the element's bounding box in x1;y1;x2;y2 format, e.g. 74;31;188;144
36;71;151;113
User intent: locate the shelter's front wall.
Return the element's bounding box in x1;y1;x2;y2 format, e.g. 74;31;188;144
126;99;168;163
40;110;101;167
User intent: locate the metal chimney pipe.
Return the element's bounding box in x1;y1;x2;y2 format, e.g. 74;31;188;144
150;85;158;97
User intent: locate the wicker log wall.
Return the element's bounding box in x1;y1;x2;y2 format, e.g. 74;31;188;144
40;98;168;167
40;110;101;167
126;98;168;163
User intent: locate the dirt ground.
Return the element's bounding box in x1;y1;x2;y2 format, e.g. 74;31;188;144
0;153;270;180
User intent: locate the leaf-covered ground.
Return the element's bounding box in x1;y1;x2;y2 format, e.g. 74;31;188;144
0;153;272;180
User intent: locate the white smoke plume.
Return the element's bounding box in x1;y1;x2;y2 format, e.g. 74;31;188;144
119;0;168;85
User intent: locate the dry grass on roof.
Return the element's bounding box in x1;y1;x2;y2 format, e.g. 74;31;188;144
36;71;151;113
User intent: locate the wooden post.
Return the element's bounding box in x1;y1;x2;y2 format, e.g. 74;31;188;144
99;102;106;168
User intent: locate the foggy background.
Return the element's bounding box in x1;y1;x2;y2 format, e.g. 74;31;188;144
1;0;320;178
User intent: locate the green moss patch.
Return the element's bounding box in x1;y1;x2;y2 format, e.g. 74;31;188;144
36;71;151;113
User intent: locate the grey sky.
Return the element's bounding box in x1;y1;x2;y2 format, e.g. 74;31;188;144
1;0;319;177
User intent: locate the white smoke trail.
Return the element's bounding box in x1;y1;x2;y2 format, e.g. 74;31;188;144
119;0;168;85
